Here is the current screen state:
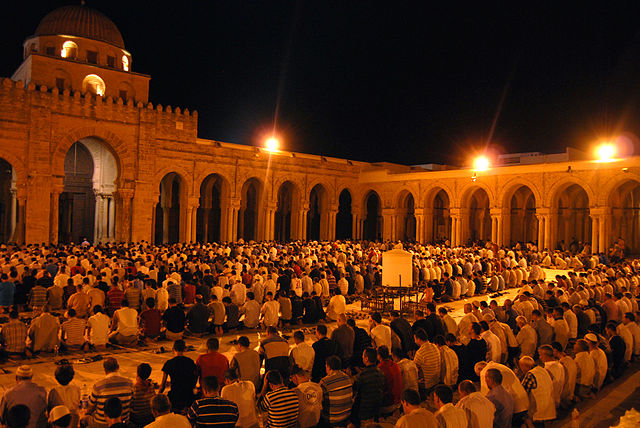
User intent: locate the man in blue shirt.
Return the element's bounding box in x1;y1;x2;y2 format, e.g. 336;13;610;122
0;273;16;310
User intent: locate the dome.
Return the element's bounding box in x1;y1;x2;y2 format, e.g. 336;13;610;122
34;5;125;49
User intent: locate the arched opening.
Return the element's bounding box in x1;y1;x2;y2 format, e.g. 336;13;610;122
363;191;382;241
0;159;17;242
155;173;182;244
61;41;77;59
82;74;105;96
275;181;299;242
59;138;118;244
508;186;537;245
307;184;328;241
609;180;640;254
432;189;451;243
468;188;491;244
197;174;228;243
238;178;262;241
122;55;130;71
336;189;353;240
556;184;590;251
396;191;416;241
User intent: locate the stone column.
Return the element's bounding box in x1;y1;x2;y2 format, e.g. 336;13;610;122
382;208;394;241
108;196;115;239
265;205;276;241
191;207;198;243
591;215;599;254
162;205;170;244
536;214;545;248
450;209;462;246
118;190;134;242
327;207;338;240
202;208;210;243
49;189;62;244
598;214;608;253
185;206;193;243
15;197;26;245
544;213;552;250
421;208;432;243
94;194;102;243
9;190;16;241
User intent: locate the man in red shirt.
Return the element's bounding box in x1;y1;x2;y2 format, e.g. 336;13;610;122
377;345;402;415
139;298;161;338
196;338;229;387
107;278;124;315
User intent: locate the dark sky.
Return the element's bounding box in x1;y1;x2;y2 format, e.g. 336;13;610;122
3;1;640;165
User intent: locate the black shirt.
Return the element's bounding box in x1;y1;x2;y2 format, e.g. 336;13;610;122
163;306;186;333
312;337;339;382
162;355;197;410
187;303;210;333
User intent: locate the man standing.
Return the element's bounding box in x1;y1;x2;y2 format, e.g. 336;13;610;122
368;312;391;350
484;368;514;428
258;371;299;428
159;340;197;413
230;336;261;388
147;394;190;428
291;365;322;428
260;326;291;380
456;380;495;428
86;358;134;428
330;314;354;365
319;355;353;427
196;338;229;387
413;328;441;398
393;389;437;428
188;377;239;428
221;369;258;428
311;325;339;382
290;330;315;374
0;366;46;428
352;348;386;425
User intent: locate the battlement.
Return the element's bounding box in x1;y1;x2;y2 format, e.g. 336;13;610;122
0;77;197;135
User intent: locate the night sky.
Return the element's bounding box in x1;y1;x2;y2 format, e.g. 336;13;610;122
3;1;640;166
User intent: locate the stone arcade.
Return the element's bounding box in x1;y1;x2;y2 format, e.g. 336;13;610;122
1;4;640;252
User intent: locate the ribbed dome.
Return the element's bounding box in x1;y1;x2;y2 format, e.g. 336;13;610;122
35;5;125;49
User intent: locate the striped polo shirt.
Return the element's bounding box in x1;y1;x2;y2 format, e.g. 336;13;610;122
187;396;239;428
90;373;134;425
319;370;353;424
258;386;299;428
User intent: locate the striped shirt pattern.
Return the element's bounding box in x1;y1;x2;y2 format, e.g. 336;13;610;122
258;386;299;428
61;318;86;346
90;374;134;425
30;286;47;309
319;370;353;424
187;396;239;428
414;342;442;390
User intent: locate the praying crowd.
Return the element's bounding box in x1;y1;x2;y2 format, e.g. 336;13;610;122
0;239;639;428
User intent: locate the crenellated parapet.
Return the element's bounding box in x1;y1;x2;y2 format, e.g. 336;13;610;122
0;77;197;139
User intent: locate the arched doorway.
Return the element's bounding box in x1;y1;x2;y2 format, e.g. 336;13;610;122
467;188;491;244
556;184;590;251
609;180;640;253
432;189;451;243
396;191;416;241
155;173;182;244
275;181;299;241
336;189;353;240
0;159;17;242
509;186;537;245
197;174;227;243
363;191;382;241
59;138;118;244
307;184;328;241
239;178;262;241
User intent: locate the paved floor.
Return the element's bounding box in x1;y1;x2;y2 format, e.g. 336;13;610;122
1;268;638;427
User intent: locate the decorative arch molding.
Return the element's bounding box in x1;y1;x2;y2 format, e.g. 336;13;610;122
393;187;417;208
154;167;192;202
500;177;542;208
423;184;454;209
52;127;131;183
194;170;234;199
306;179;334;205
598;172;640;206
545;176;595;208
457;181;496;208
0;153;27;197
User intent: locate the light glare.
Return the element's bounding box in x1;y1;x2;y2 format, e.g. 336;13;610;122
265;137;279;152
596;143;615;162
474;156;490;171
